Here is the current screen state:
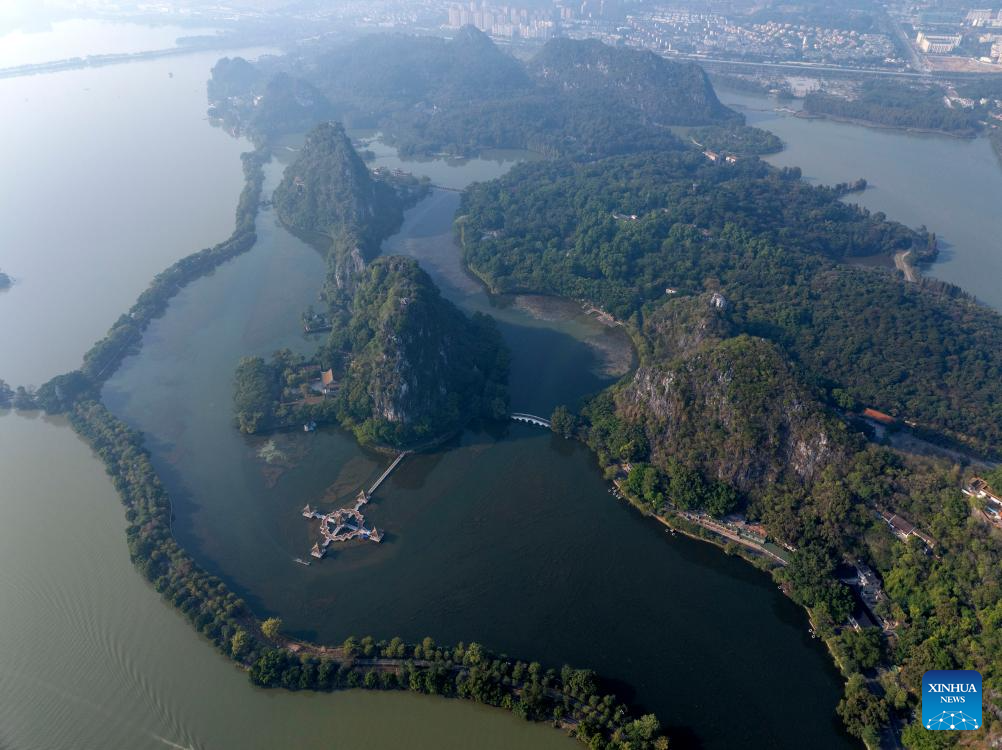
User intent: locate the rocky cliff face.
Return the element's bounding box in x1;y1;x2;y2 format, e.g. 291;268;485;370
335;257;509;446
273;122;411;301
640;292;735;362
528;38;741;126
273;122;390;241
618;296;843;493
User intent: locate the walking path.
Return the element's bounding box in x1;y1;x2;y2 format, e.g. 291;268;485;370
894;250;918;283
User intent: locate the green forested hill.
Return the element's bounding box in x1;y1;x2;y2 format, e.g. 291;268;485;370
208;30;746;157
459;148;1002;744
326;256;509;445
273;121;426;305
234;257;509;446
528;38;739;126
803;81;983;135
273;121;404;248
240;123;508;447
310;26;533;116
620;328;850;493
460;151;1001;455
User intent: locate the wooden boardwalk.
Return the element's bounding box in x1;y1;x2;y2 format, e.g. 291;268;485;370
368;451;410;495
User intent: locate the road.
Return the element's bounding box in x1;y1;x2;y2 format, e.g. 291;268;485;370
894;251;918;283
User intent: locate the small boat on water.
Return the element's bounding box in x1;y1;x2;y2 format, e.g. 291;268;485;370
293;557;311;567
303;420;317;432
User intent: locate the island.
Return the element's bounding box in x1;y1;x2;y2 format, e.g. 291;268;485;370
459;136;1002;747
0;269;10;289
18;26;1002;750
234;122;508;447
208;27;776;161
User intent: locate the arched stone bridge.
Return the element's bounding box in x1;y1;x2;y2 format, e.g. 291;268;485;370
511;412;552;428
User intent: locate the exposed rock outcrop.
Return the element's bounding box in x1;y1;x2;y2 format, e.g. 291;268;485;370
619;330;843;494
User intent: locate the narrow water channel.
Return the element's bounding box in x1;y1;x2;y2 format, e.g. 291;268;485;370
104;145;853;749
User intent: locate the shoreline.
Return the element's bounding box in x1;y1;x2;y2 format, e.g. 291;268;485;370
0;38;266;80
601;461;887;748
15;148;668;748
794;109;978;140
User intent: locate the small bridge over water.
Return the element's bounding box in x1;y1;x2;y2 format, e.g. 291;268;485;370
511;412;551;429
302;451;410;560
368;451;409;496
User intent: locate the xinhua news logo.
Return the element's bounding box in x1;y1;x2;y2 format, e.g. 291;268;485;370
922;670;982;731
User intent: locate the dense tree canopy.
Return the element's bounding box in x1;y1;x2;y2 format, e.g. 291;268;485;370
209;31;740;158
804;81;984;136
460;151;1000;455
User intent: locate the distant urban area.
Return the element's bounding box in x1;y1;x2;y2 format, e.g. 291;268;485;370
39;0;1002;75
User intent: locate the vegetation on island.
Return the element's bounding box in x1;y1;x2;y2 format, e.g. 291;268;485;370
19;27;1002;749
803;81;983;136
251;632;668;750
209;28;739;159
272;122;417;253
0;378;13;408
459;150;1002;457
60;397;665;750
459;146;1002;745
240;122;508;448
234;257;509;445
686;124;783;156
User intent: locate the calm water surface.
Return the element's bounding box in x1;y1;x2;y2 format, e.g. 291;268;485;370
0;48;572;750
0;412;577;750
11;54;997;750
0;51;254;386
719;89;1002;312
0;19;218;69
104;149;853;749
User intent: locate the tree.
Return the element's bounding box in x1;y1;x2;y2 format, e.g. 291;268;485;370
250;649;290;687
839;628;884;672
231;628;250;659
704;481;739;518
984;466;1002;493
261;617;283;640
622;713;661;743
12;386;36;410
233;357;278;434
550;405;577;438
901;720;959;749
837;674;887;744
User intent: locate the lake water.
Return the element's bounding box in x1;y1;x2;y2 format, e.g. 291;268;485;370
103;150;853;749
0;19;218;70
0;50;253;387
7;43;1000;750
0;412;576;750
0;49;572;750
718;89;1002;312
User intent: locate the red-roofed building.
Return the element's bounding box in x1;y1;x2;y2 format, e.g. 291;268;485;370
320;369;336;394
862;408;896;425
